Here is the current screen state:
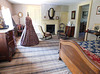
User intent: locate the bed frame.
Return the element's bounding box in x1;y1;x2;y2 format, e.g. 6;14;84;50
59;39;100;74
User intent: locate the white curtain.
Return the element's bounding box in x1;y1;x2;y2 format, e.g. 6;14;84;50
13;5;42;38
25;5;42;38
1;6;14;30
27;5;41;34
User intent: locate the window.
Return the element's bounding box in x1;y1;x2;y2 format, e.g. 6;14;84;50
1;6;14;30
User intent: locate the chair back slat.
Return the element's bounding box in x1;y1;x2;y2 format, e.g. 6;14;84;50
38;26;45;36
38;25;52;39
59;23;65;30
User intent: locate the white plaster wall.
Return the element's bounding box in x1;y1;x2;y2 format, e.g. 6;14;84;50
61;5;69;12
67;4;78;26
0;0;13;14
67;0;100;40
12;4;41;34
87;0;100;40
41;4;68;20
13;4;28;25
13;4;69;25
41;4;60;20
12;4;41;25
89;0;100;30
67;0;91;25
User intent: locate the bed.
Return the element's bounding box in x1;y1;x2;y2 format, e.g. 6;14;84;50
59;39;100;74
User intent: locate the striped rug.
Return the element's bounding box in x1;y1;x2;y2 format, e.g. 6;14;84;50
0;35;72;74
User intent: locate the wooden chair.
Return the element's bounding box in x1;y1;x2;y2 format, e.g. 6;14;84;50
16;24;24;36
57;23;65;38
86;24;100;40
58;26;70;40
39;25;52;40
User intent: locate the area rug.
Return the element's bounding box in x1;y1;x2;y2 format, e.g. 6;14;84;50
0;35;72;74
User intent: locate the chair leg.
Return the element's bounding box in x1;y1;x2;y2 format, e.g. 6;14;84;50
96;36;98;40
59;57;62;60
58;36;60;39
51;35;52;38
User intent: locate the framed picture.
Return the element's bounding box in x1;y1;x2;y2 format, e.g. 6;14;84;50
56;16;59;20
71;11;76;19
96;6;100;15
82;11;88;18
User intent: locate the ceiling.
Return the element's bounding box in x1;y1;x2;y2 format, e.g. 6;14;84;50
8;0;88;5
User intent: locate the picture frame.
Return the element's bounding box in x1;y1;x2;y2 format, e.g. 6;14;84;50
48;8;55;19
56;16;59;20
71;11;76;19
44;16;46;18
96;6;100;15
18;12;23;18
82;11;88;18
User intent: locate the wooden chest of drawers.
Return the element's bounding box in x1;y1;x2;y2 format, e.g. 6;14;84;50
0;30;16;61
65;26;75;37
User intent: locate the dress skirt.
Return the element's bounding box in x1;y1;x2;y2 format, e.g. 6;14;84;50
20;16;39;46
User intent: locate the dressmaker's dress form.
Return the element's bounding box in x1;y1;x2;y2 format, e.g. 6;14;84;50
20;16;39;46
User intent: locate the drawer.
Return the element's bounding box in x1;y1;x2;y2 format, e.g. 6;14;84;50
0;30;15;61
6;35;13;42
6;31;13;36
8;40;15;54
6;30;14;42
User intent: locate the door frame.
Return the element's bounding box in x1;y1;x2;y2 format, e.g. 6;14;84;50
74;0;93;41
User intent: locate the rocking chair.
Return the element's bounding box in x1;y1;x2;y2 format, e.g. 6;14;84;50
39;25;52;40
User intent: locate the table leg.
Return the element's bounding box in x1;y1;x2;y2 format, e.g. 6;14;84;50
96;36;98;40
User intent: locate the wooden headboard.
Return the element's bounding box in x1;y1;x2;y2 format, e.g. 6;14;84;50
59;39;100;74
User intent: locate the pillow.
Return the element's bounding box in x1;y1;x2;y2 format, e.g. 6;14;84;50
93;24;100;31
81;46;100;65
94;26;99;31
84;49;100;66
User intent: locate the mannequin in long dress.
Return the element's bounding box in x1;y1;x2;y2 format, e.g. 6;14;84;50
20;13;39;46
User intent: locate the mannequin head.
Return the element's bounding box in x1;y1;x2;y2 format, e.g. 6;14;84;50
27;12;29;16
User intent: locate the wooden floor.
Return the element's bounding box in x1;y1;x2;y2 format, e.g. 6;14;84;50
0;35;80;74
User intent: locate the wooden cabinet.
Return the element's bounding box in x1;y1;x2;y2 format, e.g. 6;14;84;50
0;30;16;61
65;26;75;37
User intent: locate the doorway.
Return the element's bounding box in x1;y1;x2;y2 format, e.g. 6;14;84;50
78;5;89;41
74;1;92;41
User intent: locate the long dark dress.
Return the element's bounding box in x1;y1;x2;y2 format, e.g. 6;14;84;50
20;16;39;46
